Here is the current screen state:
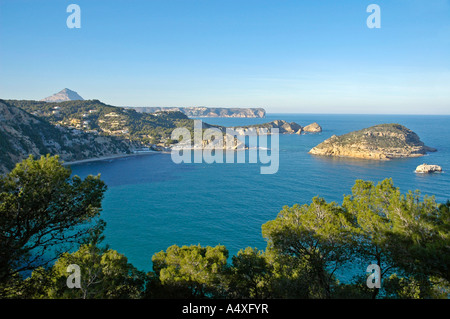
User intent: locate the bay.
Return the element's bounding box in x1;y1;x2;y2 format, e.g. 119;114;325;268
70;113;450;278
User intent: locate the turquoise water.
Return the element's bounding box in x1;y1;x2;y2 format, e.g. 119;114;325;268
70;114;450;276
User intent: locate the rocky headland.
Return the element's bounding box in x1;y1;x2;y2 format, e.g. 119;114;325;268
230;120;322;135
172;133;248;151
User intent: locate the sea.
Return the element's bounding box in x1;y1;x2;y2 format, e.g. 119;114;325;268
69;113;450;280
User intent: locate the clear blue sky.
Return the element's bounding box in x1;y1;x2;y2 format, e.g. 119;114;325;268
1;0;449;114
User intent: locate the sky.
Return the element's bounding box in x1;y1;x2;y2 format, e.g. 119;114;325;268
0;0;449;114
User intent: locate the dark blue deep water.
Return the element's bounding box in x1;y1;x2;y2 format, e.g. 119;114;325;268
70;114;450;278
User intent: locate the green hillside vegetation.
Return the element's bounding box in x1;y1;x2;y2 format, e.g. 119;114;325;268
1;156;448;299
328;124;432;149
0;100;135;174
5;99;195;145
0;99;251;174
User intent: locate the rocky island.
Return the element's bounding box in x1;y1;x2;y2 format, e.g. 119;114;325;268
303;122;322;133
415;164;443;173
309;123;436;160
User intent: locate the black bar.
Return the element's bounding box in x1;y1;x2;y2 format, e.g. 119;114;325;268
1;298;447;317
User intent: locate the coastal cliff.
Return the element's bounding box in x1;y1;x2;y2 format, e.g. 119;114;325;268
128;106;266;118
309;123;436;160
0;100;138;174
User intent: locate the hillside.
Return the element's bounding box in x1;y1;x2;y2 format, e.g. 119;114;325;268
1;98;319;173
0;100;139;174
309;123;436;160
6;99;309;145
5;99;194;146
127;106;266;118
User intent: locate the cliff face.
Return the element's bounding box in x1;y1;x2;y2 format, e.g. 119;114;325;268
0;100;137;174
128;106;266;118
309;124;436;160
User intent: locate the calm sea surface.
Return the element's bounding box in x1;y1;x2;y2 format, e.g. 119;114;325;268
70;113;450;278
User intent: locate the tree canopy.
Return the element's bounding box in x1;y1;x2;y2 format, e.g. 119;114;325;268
151;244;229;298
0;155;106;284
0;155;448;299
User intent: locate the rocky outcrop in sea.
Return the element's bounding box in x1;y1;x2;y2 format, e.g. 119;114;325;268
415;164;443;173
303;122;322;133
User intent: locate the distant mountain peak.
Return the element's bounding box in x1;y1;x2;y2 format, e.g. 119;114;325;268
41;88;84;102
